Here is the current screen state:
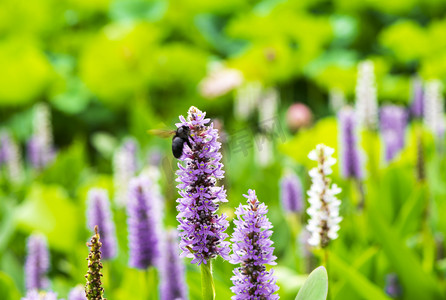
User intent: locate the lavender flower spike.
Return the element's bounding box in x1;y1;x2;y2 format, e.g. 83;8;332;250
127;174;161;269
22;290;58;300
230;189;279;300
113;138;138;207
160;229;187;300
410;77;424;119
355;60;378;130
306;144;342;248
380;105;408;162
27;103;55;169
176;106;230;265
25;234;50;291
87;188;117;260
280;172;303;213
68;286;87;300
338;107;363;179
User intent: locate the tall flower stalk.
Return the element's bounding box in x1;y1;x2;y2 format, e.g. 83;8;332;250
175;106;230;299
338;107;363;180
280;172;304;214
230;189;279;300
0;130;23;183
25;234;50;291
424;80;445;141
127;174;161;269
380;105;408;162
85;226;105;300
306;144;342;249
113;138;138;207
160;229;187;300
355;60;378;131
27;103;55;170
86;189;117;260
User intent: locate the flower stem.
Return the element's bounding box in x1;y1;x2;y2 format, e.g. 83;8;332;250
201;260;215;300
324;248;331;300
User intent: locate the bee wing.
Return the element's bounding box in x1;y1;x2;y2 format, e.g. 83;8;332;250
147;129;176;138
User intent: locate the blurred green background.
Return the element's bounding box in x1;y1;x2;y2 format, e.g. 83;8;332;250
2;0;446;299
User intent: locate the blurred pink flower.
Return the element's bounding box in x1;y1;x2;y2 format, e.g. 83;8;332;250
286;103;313;132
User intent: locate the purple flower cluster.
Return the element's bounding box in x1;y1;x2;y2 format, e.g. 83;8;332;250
86;188;117;260
127;175;161;269
380;105;408;162
280;173;303;213
160;229;187;300
230;190;279;300
25;234;50;291
68;286;87;300
176;106;230;265
338;107;363;179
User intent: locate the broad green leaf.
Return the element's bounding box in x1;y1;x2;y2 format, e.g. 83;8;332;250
295;266;328;300
14;184;80;252
40;140;87;193
330;253;391;300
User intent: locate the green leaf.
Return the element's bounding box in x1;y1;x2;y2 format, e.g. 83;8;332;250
330;253;391;300
0;271;21;300
295;266;328;300
368;204;444;300
40;140;87;193
14;184;81;252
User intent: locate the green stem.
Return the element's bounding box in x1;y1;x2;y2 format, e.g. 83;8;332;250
324;248;331;300
201;260;215;300
145;267;158;300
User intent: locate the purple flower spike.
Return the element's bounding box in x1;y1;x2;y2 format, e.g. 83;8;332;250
127;175;161;269
410;77;424;119
25;234;50;291
27;103;55;170
230;190;279;300
160;230;187;300
176;106;230;265
339;107;363;179
0;130;23;182
68;286;87;300
280;173;303;213
86;189;117;260
380;105;408;162
385;273;402;298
